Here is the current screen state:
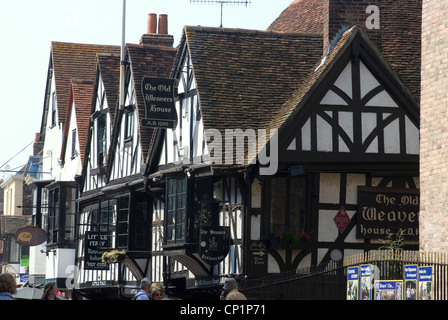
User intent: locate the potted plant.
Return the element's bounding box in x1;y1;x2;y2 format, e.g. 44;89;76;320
102;249;127;266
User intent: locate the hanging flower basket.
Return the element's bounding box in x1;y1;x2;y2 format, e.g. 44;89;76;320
270;232;310;250
102;249;127;266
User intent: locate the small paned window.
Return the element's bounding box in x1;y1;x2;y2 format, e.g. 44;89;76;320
166;178;188;243
269;176;306;235
124;110;134;140
71;129;77;159
51;92;57;127
117;196;129;248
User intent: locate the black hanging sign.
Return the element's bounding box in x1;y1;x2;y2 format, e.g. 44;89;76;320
84;232;109;270
199;226;230;265
356;187;419;240
141;77;177;129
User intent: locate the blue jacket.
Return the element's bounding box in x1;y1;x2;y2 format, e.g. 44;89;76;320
0;292;15;300
134;289;150;300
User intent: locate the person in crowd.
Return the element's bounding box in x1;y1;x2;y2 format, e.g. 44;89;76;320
133;278;151;300
0;273;17;300
149;282;164;300
220;277;247;300
41;282;59;300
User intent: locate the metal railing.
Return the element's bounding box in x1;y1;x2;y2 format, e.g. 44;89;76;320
239;250;448;300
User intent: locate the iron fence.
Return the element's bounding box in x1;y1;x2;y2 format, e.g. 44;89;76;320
239;250;448;300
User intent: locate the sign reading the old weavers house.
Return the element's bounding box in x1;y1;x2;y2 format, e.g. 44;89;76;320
356;187;419;240
141;77;177;129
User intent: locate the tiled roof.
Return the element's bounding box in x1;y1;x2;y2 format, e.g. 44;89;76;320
61;80;94;166
267;0;324;34
96;53;121;124
269;26;358;132
380;0;421;104
186;26;322;131
183;26;322;164
51;42;120;124
125;44;177;162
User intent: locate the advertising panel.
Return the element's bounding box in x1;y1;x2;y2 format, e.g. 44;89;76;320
360;264;373;300
418;266;433;300
347;267;359;300
404;265;418;300
374;280;403;300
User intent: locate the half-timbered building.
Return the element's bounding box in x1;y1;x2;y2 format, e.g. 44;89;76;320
74;17;177;298
33;42;118;293
143;2;420;298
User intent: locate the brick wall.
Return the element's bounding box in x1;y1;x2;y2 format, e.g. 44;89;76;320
420;0;448;252
324;0;382;54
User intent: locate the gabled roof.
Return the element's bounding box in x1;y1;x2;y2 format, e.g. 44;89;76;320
127;44;177;163
270;26;419;148
96;53;121;124
50;42;120;125
266;0;421;103
169;26;322;167
167;25;418;172
183;26;323;134
61;79;94;166
107;44;177;175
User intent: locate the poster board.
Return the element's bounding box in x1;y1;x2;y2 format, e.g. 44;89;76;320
404;265;418;300
347;267;359;300
374;280;403;300
418;266;433;300
360;265;373;300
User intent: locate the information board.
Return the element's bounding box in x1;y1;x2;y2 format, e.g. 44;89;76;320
374;280;403;300
347;267;359;300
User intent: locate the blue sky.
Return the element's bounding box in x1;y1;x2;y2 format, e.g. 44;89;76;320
0;0;293;179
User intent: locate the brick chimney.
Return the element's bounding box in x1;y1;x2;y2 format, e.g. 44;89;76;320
140;13;174;47
323;0;382;54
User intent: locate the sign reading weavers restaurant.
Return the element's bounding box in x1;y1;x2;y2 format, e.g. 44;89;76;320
356;187;419;240
199;226;230;265
141;77;177;129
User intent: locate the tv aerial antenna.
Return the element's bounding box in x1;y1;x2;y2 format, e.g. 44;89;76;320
190;0;251;28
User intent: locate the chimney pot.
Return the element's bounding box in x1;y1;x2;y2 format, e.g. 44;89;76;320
147;13;157;34
158;14;168;35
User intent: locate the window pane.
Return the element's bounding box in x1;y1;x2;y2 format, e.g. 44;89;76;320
289;177;306;234
166;178;188;243
270;178;286;233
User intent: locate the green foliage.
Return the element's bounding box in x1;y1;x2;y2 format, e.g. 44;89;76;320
379;230;405;251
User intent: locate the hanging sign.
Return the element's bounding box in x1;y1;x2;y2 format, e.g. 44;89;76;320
198;226;230;265
15;226;47;246
141;77;177;129
347;266;359;300
404;265;418;300
356;187;419;240
84;232;109;270
418;266;433;300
